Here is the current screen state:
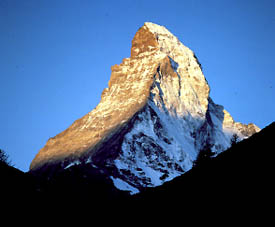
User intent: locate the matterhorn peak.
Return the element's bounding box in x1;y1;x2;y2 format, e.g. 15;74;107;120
30;23;260;194
132;22;191;58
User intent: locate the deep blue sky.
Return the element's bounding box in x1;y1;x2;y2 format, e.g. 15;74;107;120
1;0;274;171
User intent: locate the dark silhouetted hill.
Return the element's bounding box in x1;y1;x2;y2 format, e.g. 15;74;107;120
1;122;274;211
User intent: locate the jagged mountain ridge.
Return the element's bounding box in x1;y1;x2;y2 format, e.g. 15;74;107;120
30;22;259;193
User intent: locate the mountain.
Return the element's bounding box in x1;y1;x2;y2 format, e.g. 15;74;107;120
29;22;259;194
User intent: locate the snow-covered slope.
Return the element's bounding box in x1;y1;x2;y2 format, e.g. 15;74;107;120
30;22;260;194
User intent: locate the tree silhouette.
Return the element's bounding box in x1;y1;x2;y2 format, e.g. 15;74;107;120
230;134;239;146
0;149;11;166
194;142;213;167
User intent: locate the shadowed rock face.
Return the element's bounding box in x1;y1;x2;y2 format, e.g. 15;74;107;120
30;23;259;192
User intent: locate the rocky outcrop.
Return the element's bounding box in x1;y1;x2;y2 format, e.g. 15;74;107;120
30;22;260;193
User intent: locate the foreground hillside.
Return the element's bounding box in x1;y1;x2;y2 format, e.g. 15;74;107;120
0;122;273;209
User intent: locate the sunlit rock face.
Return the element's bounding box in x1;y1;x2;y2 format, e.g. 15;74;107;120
30;22;260;193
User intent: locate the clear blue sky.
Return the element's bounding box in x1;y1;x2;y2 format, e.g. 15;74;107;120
1;0;274;172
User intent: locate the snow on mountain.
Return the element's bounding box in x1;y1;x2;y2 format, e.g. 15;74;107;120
30;22;260;194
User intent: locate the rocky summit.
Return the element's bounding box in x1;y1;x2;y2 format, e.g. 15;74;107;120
30;22;260;194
